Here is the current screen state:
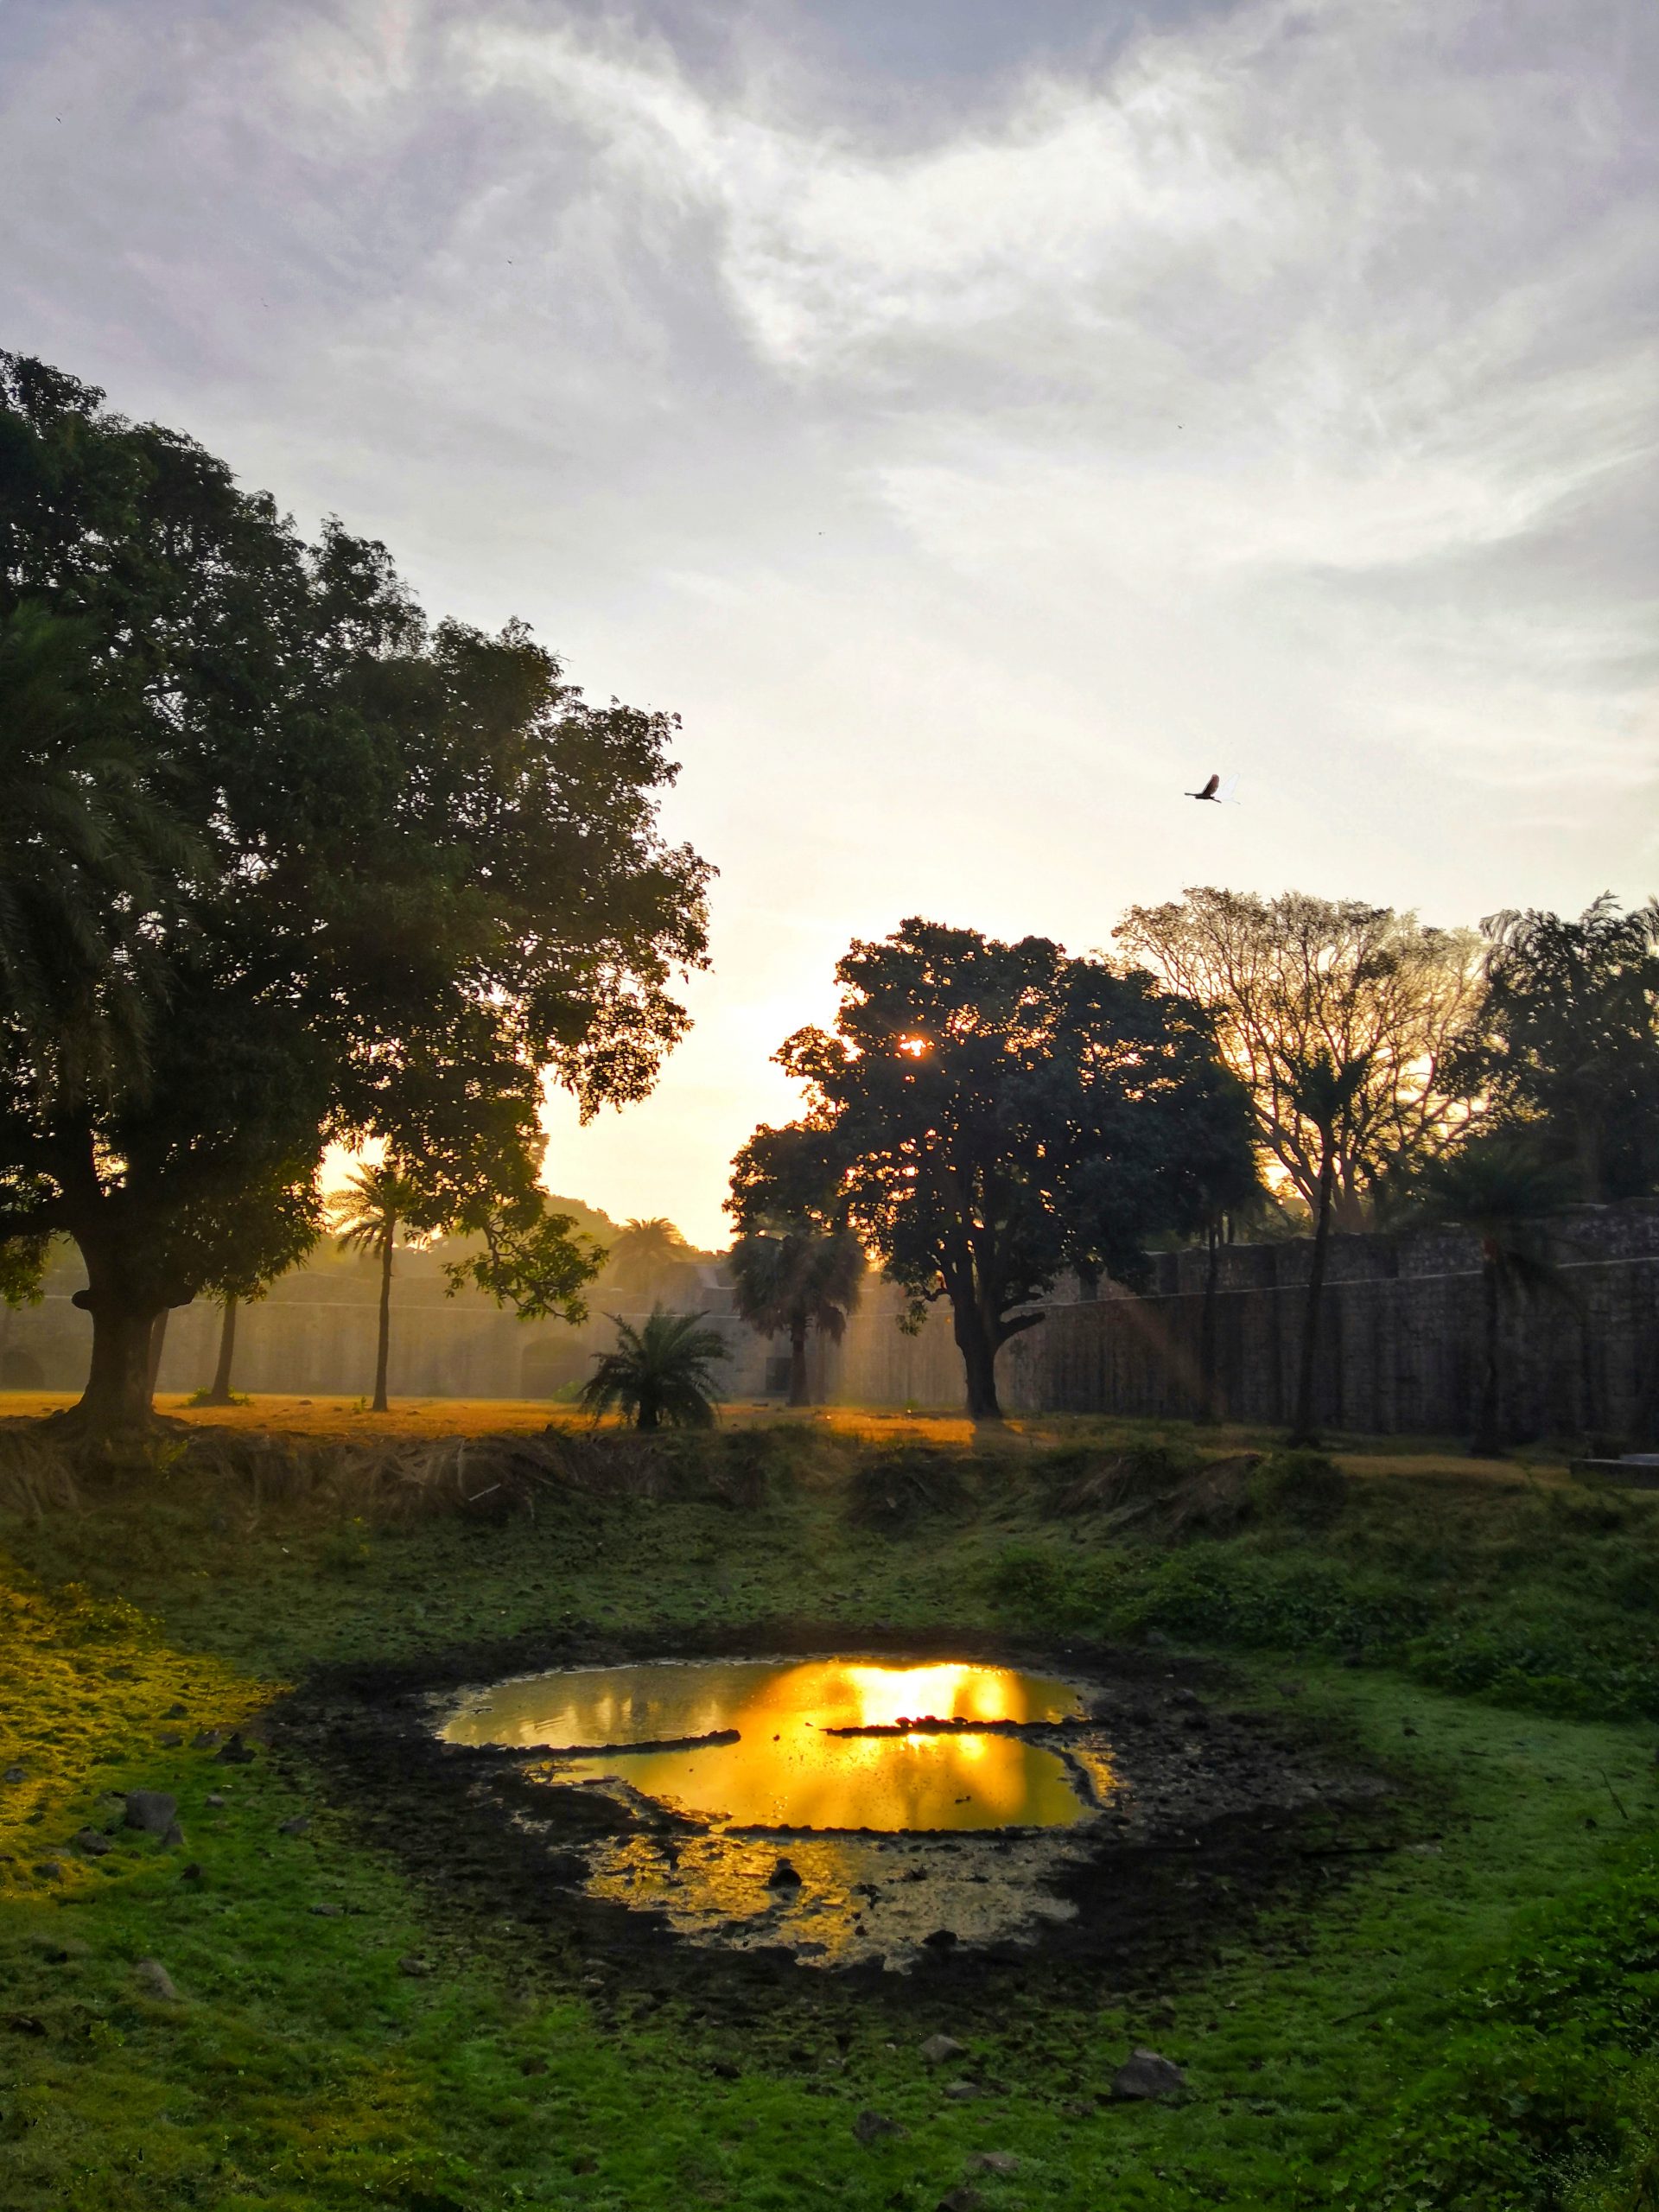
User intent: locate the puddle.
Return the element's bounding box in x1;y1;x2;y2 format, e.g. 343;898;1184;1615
439;1656;1114;1965
441;1657;1091;1831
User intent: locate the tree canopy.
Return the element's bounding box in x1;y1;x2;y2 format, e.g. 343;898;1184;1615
1452;896;1659;1204
1117;887;1484;1228
0;353;710;1439
753;919;1256;1421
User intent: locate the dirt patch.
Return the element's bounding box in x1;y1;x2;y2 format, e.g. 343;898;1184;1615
274;1622;1408;2020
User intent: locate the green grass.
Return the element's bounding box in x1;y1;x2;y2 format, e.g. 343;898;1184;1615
3;1424;1659;2209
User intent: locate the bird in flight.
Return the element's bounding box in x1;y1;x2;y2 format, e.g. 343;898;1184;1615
1185;772;1239;804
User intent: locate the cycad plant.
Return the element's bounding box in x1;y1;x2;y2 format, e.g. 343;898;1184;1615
1415;1133;1574;1457
579;1308;728;1430
328;1163;420;1413
729;1225;863;1406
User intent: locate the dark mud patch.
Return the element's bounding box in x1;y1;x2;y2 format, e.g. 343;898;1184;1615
273;1621;1412;2023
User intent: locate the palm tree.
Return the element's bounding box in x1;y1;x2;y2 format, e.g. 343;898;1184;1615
605;1217;692;1305
579;1308;728;1430
1285;1050;1372;1447
328;1163;418;1413
1414;1135;1574;1457
729;1225;863;1406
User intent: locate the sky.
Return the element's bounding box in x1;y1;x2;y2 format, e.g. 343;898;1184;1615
3;0;1656;1246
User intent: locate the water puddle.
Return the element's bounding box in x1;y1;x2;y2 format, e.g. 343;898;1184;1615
441;1657;1091;1831
439;1656;1118;1965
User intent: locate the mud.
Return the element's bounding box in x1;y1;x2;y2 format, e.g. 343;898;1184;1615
274;1621;1408;2018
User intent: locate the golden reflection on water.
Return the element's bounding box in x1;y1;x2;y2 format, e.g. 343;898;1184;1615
442;1657;1092;1832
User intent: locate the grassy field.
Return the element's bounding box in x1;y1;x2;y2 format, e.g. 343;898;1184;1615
3;1414;1658;2210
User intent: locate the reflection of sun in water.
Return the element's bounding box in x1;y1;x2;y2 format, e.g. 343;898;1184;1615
442;1657;1117;1961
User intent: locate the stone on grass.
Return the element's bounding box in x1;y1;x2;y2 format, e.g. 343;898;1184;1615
205;1793;226;1808
1110;2048;1186;2101
398;1955;434;1977
32;1860;63;1881
161;1821;186;1850
193;1730;224;1750
277;1816;311;1837
134;1959;181;2001
942;2081;978;2101
215;1732;257;1765
310;1903;345;1917
3;1766;23;1783
73;1827;111;1856
919;2033;967;2065
970;2152;1020;2176
936;2190;988;2212
853;2110;906;2145
124;1789;177;1836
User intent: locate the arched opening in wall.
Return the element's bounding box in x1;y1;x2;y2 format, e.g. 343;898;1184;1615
1;1348;45;1390
521;1339;588;1401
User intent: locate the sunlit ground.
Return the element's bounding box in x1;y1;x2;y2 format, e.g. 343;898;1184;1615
0;1388;1573;1482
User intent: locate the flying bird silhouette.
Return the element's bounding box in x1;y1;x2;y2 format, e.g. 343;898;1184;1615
1187;772;1221;802
1185;772;1242;804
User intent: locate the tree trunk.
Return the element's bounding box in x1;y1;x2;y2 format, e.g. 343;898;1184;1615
204;1296;238;1404
1471;1255;1503;1458
146;1311;170;1399
60;1293;166;1443
950;1294;1003;1423
1289;1151;1335;1447
372;1224;394;1413
1198;1218;1221;1425
787;1313;810;1407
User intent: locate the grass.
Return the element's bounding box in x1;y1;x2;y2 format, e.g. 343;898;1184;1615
3;1419;1659;2209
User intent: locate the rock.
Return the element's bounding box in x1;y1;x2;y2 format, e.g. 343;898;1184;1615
204;1793;226;1808
919;2033;967;2065
852;2109;906;2145
193;1730;225;1750
215;1733;257;1765
32;1861;63;1881
936;2190;988;2212
159;1733;184;1749
766;1857;803;1889
164;1703;188;1719
1110;2048;1186;2101
73;1827;111;1856
397;1955;434;1976
710;2058;740;2079
309;1903;344;1917
923;1929;958;1952
161;1822;186;1850
942;2081;978;2101
970;2152;1020;2176
3;1766;23;1783
124;1790;177;1836
134;1959;181;2001
277;1816;311;1837
181;1862;203;1881
519;2056;549;2077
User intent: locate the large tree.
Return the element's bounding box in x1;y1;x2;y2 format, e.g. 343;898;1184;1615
757;919;1256;1422
0;355;709;1442
1117;888;1484;1228
1452;896;1659;1204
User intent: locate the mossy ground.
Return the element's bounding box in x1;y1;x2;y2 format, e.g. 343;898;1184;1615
3;1411;1658;2209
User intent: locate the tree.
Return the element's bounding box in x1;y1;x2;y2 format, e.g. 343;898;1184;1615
578;1308;728;1430
1118;889;1484;1228
604;1217;691;1305
196;1154;323;1405
728;1123;864;1407
1413;1134;1575;1456
1452;897;1659;1203
760;919;1257;1423
0;355;709;1443
1284;1051;1373;1447
328;1164;418;1414
0;600;201;1109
